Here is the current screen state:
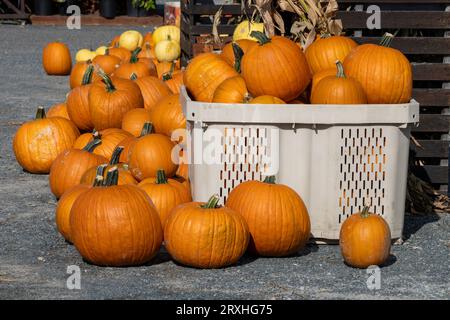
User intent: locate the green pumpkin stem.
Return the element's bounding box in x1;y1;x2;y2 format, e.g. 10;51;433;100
109;146;124;165
83;138;102;153
93;175;104;187
250;31;270;45
103;167;119;187
162;62;175;81
361;206;371;218
336;61;346;78
96;164;108;177
130;73;138;81
263;176;276;184
36;106;46;119
232;42;244;73
105;48;110;55
379;32;395;48
140;122;153;136
201;194;220;209
81;65;94;86
156;169;168;184
130;47;142;63
320;33;332;38
97;68;116;93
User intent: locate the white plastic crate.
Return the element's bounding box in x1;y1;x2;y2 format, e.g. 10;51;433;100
180;87;420;241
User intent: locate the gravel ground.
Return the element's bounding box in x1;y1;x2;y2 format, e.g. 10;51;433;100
0;25;449;300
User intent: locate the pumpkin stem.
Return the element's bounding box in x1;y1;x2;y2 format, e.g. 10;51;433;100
156;169;168;184
97;68;116;93
105;48;110;55
162;62;175;81
336;60;346;78
243;93;253;103
83;137;102;153
232;42;244;73
81;65;94;85
140;122;153;136
263;176;276;184
93;175;104;187
361;206;371;218
250;31;270;45
92;164;108;186
201;194;220;209
103;166;119;187
379;32;395;48
130;47;142;63
130;73;138;81
109;146;124;165
35;106;46;119
320;33;332;39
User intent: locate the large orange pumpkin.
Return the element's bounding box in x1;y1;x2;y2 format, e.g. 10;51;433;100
305;35;358;74
42;42;72;75
121;108;153;137
138;169;192;227
220;39;257;70
88;70;143;130
241;32;311;102
134;76;172;111
47;103;70;120
212;76;250;103
340;207;391;268
343;33;412;104
311;61;367;104
164;195;250;268
149;94;186;138
226;176;311;256
70;167;163;266
49;138;107;198
13;107;80;174
184;53;239;102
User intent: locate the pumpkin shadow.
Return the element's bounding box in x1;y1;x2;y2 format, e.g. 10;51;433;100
402;213;440;242
342;254;397;269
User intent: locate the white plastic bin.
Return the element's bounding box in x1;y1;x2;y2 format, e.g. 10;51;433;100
180;87;420;241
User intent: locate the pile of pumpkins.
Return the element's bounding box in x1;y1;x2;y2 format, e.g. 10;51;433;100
12;24;396;269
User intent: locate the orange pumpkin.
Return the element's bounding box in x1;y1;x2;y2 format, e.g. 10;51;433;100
49;138;107;198
47;103;70;120
156;61;180;79
343;33;412;104
66;65;95;131
249;95;285;104
311;67;336;96
220;39;257;69
340;207;391;268
138;169;192;227
143;32;155;47
184;53;239;102
138;42;156;60
69;60;100;89
212;76;250;103
42;42;72;75
162;63;184;94
113;48;157;79
150;94;186;138
89;70;143;130
73;129;132;160
241;32;311;102
311;61;367;104
117;122;156;164
13;107;80;174
70;167;163;266
108;47;131;64
134;76;172;111
121;108;153;137
305;35;358;74
92;51;121;75
110;35;121;47
226;176;311;256
164;195;249;268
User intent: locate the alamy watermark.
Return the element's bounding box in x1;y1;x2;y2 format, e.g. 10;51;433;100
66;265;81;290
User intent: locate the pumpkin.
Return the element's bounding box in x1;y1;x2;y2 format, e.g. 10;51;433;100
152;25;180;45
69;60;100;89
305;35;358;74
150;94;186;138
134;76;172;111
55;168;105;243
75;48;96;63
344;33;412;104
138;42;156;60
121;108;153;137
233;20;264;42
89;70;143;130
311;67;336;96
226;176;311;256
156;61;180;79
220;40;256;70
95;46;108;56
241;32;311;102
47;103;70;120
212;76;250;103
114;48;157;79
108;47;132;64
249;95;285;104
162;68;184;94
110;35;120;47
118;122;154;163
184;53;239;102
43;42;72;75
49;138;107;198
164;195;249;268
138;169;192;227
13;107;80;174
80;146;137;186
154;39;181;62
311;61;367;104
339;206;391;268
73;129;132;160
66;65;95;131
70;167;163;266
119;30;143;51
143;32;155;47
92;51;121;75
128;124;177;180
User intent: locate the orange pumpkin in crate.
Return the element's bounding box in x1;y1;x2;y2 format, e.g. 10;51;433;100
212;76;250;104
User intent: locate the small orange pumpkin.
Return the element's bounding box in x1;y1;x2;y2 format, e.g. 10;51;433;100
69;60;100;89
212;76;250;103
113;48;157;79
42;42;72;75
311;67;336;96
47;103;70;120
220;39;257;69
92;51;121;75
134;76;172;111
149;94;186;138
73;129;132;160
121;108;153;137
108;47;131;64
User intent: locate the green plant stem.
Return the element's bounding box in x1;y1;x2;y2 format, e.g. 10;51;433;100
156;169;168;184
109;146;124;165
250;31;271;45
201;195;220;209
35;106;46;119
140;122;153;136
263;176;276;184
336;61;345;78
83;138;102;153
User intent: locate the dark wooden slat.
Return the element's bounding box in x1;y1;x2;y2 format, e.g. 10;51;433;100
337;11;450;29
412;114;450;132
412;140;449;158
412;165;448;184
339;0;450;3
412;89;450;107
183;4;247;15
352;37;450;55
413;64;450;81
0;13;29;19
190;24;237;35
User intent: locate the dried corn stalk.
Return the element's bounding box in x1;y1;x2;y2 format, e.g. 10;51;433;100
247;0;285;37
406;173;450;215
